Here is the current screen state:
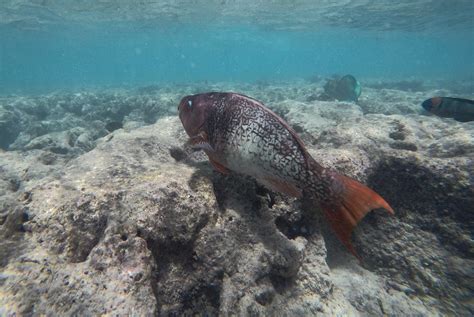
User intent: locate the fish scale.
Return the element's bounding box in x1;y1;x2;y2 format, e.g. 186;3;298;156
208;94;309;187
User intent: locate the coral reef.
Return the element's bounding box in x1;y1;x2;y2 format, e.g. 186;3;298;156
0;81;473;315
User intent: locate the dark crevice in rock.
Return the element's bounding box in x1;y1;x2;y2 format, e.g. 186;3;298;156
180;275;223;315
212;173;260;210
389;141;417;151
147;239;194;305
367;157;473;253
269;274;295;295
0;206;30;268
274;214;312;240
8;178;21;192
351;156;474;315
255;183;276;209
146;237;223;316
105;121;123;133
255;287;276;306
69;214;108;263
1;207;30;238
211;172;278;215
62;195;112;263
169;146;188;162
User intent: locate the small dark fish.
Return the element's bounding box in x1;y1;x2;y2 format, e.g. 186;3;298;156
422;97;474;122
178;92;393;255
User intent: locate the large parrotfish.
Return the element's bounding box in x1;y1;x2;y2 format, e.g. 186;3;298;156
178;92;393;255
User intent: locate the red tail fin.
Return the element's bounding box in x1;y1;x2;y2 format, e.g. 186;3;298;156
320;173;394;256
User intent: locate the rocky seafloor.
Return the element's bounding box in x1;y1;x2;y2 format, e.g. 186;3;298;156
0;79;473;316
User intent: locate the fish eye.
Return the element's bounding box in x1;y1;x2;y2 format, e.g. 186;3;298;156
187;100;193;108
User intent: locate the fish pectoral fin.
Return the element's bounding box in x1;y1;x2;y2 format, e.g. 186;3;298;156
188;132;215;152
192;141;215;152
261;176;302;198
209;157;230;175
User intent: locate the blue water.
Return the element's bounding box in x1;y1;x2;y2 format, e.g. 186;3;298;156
0;2;473;94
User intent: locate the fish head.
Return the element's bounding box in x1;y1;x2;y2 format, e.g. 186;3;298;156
178;93;216;137
422;97;442;113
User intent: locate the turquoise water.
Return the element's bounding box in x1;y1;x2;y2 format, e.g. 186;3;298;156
0;1;473;94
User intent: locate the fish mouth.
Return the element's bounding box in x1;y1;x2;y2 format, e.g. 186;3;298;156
189;122;206;138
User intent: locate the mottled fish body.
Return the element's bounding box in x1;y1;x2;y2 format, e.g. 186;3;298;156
179;92;393;255
422;97;474;122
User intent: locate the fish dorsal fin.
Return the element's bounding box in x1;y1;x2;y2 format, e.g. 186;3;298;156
444;97;474;105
